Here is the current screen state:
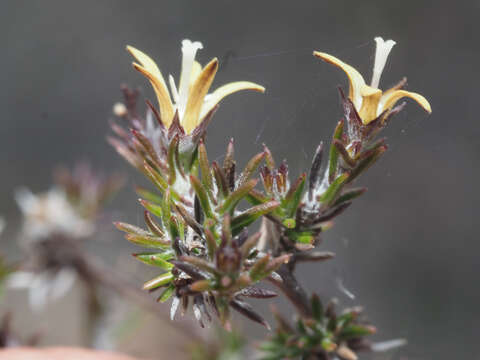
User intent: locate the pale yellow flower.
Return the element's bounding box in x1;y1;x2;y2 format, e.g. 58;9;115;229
127;40;265;134
314;37;431;125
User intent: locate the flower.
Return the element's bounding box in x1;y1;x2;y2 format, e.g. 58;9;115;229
15;187;94;242
7;268;77;311
314;36;431;125
126;39;265;134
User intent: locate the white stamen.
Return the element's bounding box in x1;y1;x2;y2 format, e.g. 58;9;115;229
168;74;179;104
177;39;203;119
371;37;396;88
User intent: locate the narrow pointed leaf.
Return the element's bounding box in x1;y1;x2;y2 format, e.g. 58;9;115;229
219;179;258;215
125;233;170;248
282;173;306;218
328;120;344;182
190;175;215;219
230;299;270;330
157;284;175;303
139;199;163;218
231;201;280;235
348;145;387;183
212;161;229;198
333;187;367;206
333;139;356;167
135;186;163;204
180;255;221;277
114;222;150;236
143;272;174;290
144;211;164;237
237;152;265;187
133;252;173;270
318;172;349;206
198;140;213;192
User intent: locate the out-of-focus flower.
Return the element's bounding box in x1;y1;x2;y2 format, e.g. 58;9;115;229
15;188;94;242
7;268;77;311
54;163;124;220
127;39;265;134
314;36;431;125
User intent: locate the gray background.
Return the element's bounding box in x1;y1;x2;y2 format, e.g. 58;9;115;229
0;0;478;359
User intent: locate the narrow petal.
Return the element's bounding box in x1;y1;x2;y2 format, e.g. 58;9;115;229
378;89;432;116
189;61;202;88
371;37;396;88
126;46;174;126
314;51;369;109
199;81;265;120
178;40;203;117
126;45;167;82
182;58;218;134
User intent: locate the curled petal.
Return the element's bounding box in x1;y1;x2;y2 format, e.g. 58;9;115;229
126;46;174;127
378;89;432;116
200;81;265;121
314;51;375;109
182;58;219;134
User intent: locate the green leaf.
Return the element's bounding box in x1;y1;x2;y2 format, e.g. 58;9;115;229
125;233;170;248
286;229;314;244
139;199;163;218
157;284;175;302
282;173;306;218
167;135;179;185
231;201;280;236
144;211;164;237
198;140;214;193
347;145;387;183
328;120;344;182
219;179;258;215
332;187;367;206
237;152;265;187
333;139;356;167
318;173;349;206
311;294;324;322
249;255;270;282
212;161;229;198
190;175;215;219
114;222;149;236
133;252;174;269
135;186;163;204
143;272;174;290
143;162;168;192
180;255;220;276
340;324;375;339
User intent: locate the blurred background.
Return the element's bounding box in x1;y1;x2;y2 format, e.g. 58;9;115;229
0;0;477;359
